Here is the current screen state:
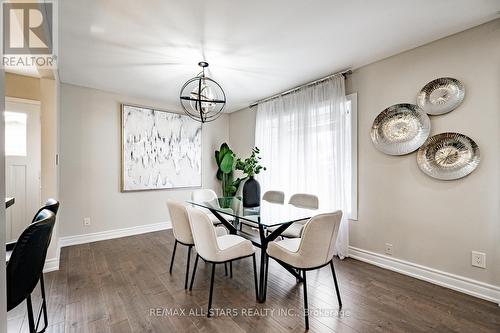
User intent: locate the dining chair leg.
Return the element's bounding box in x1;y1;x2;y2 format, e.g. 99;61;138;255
330;260;342;308
224;262;228;276
230;261;233;278
169;240;178;274
26;294;36;333
185;246;192;289
189;254;199;291
207;263;216;318
303;270;309;330
252;254;258;300
38;274;48;331
330;259;342;307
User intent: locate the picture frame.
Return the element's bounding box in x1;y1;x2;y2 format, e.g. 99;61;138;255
121;104;202;191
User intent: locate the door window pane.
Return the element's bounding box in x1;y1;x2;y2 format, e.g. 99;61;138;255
5;112;27;156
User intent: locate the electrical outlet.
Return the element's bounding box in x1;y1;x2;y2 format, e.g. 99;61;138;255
471;251;486;269
385;243;393;255
83;217;91;226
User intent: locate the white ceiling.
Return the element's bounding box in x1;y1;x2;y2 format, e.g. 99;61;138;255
59;0;500;113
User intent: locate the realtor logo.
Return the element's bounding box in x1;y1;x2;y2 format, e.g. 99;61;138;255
2;1;57;69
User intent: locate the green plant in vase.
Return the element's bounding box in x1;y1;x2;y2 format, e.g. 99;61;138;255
235;147;266;177
215;143;246;208
236;147;266;207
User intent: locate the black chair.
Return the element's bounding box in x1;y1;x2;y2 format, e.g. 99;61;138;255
33;198;60;220
7;209;56;333
6;199;60;252
6;199;59;332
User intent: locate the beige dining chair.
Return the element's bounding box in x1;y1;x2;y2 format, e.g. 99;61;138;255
191;189;235;225
191;189;221;224
187;208;258;317
268;193;319;238
167;200;228;289
262;190;285;204
266;210;343;330
238;190;284;231
289;193;319;209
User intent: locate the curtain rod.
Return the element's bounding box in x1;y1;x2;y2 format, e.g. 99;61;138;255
249;68;352;108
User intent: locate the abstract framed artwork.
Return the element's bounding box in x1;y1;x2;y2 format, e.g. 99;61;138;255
121;104;202;191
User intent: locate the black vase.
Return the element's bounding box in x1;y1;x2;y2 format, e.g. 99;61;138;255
243;176;261;208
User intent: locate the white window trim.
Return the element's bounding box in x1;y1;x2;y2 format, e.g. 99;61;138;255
347;93;358;221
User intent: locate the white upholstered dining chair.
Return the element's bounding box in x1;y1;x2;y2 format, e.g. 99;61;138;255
191;188;218;204
268;193;319;238
267;210;343;330
192;189;233;225
262;190;285;204
289;193;319;209
166;201;228;289
191;189;219;223
187;208;258;317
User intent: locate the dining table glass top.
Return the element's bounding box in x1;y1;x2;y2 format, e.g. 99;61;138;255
188;196;319;227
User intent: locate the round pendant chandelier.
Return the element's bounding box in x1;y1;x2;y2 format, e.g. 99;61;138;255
180;62;226;123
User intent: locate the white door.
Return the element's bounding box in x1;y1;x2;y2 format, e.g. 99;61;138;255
5;98;41;242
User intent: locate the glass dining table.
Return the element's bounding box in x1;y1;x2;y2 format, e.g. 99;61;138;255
188;196;320;302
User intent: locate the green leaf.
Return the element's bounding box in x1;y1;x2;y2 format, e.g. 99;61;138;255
215;150;220;165
228;185;237;195
219;143;230;159
220;153;234;174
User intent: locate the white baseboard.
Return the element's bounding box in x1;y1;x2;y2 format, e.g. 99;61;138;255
59;221;172;248
349;246;500;305
43;257;59;273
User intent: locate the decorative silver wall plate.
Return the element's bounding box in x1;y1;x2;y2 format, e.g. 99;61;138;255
417;77;465;115
371;103;431;155
417;133;480;180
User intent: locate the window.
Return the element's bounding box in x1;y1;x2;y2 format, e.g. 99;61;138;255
255;77;354;258
5;111;27;156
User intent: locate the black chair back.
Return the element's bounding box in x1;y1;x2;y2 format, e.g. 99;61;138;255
7;209;56;311
33;198;59;221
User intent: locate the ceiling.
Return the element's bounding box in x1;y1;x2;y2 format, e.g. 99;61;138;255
59;0;500;113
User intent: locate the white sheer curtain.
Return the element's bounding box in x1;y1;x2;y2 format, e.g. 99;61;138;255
255;75;351;259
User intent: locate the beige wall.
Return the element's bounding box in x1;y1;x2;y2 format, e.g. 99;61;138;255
40;78;60;261
228;20;500;287
347;19;500;286
229;106;256;157
59;83;229;237
5;73;40;101
40;78;59;202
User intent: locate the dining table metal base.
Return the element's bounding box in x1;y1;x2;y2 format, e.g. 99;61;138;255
208;208;300;303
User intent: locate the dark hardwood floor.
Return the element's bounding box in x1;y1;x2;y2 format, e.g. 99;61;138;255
7;230;500;332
